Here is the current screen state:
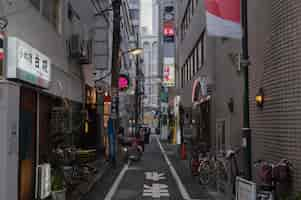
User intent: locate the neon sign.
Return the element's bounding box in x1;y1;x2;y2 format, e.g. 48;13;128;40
118;74;130;91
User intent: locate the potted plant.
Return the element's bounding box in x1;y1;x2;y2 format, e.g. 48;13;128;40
51;169;66;200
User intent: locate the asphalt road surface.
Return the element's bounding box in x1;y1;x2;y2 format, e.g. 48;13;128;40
84;135;214;200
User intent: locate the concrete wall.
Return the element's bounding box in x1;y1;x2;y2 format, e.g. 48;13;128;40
0;81;19;200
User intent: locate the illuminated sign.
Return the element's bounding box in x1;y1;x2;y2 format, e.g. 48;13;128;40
6;37;51;88
163;57;175;87
163;22;175;36
0;32;4;61
118;74;130;91
163;6;175;43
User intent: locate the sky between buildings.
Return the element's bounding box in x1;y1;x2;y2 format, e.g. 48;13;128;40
140;0;153;33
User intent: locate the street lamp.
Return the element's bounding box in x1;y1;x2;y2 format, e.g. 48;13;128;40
123;48;143;56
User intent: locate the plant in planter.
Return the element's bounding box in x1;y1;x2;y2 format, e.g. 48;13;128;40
51;169;66;200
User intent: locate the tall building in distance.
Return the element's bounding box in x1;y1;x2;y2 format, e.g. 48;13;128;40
128;0;141;36
152;0;159;36
141;26;160;129
158;0;176;140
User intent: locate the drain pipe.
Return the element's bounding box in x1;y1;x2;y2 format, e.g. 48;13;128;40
241;0;252;180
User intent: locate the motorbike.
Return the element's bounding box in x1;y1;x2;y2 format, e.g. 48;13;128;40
119;135;143;162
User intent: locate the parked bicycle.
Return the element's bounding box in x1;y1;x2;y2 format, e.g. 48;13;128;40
197;151;228;186
189;145;207;176
254;159;293;200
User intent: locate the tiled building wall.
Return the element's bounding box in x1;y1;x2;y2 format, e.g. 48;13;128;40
249;0;301;191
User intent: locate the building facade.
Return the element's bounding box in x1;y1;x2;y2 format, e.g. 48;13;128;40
141;27;160;128
128;0;140;37
0;0;135;199
175;0;244;193
248;0;301;193
157;0;177;140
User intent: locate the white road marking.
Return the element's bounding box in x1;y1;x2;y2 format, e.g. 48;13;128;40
104;162;129;200
156;136;192;200
145;172;166;181
143;183;170;198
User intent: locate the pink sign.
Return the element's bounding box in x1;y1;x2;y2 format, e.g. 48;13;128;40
119;75;129;91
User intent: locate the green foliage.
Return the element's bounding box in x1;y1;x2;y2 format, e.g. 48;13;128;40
51;170;65;191
281;192;301;200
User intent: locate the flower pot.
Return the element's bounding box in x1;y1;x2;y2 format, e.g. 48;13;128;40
52;189;66;200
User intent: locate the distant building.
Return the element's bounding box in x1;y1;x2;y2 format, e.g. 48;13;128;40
141;27;160;127
152;0;159;35
128;0;140;36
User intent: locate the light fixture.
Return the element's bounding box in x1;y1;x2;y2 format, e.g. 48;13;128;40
256;88;264;108
227;97;234;113
123;48;143;56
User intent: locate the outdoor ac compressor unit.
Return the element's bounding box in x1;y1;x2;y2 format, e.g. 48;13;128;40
37;163;51;199
69;34;81;57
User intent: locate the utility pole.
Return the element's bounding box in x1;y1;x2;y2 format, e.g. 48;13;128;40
134;33;139;136
110;0;121;166
241;0;251;180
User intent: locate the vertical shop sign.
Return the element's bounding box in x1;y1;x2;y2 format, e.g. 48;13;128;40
163;57;175;87
163;6;175;42
0;32;4;77
110;88;119;119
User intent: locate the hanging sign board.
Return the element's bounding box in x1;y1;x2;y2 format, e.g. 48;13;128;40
6;37;51;88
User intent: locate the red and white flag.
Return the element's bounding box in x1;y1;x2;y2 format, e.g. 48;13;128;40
205;0;242;39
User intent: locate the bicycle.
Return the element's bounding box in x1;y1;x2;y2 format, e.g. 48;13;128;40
197;151;228;186
219;148;243;198
254;159;293;200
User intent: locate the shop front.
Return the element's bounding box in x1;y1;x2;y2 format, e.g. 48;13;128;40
191;77;211;151
6;37;52;200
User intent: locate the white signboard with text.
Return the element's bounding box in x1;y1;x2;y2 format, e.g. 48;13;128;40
236;177;256;200
163;57;175;87
7;37;51;88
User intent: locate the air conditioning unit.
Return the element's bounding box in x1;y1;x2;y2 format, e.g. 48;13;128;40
37;163;51;199
69;34;81;58
79;39;93;64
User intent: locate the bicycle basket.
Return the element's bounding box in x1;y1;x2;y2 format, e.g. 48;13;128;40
274;164;290;183
259;164;273;185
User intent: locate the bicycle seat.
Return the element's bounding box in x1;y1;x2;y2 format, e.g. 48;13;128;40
225;150;235;159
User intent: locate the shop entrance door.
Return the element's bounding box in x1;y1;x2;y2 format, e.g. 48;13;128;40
19;87;37;200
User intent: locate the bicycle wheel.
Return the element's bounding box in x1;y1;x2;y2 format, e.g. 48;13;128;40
216;160;228;182
199;162;211;185
215;159;228;193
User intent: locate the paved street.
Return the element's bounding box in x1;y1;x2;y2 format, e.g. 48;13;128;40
83;135;215;200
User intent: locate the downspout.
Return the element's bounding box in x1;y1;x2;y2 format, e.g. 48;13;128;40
241;0;251;180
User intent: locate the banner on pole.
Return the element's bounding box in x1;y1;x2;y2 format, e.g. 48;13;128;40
205;0;242;39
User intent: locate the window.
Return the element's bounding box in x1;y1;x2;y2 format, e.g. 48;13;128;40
30;0;40;10
42;0;62;32
192;51;196;75
198;38;203;69
180;0;197;40
130;9;139;20
195;47;199;72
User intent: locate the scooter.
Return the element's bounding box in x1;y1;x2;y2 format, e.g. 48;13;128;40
119;136;143;162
